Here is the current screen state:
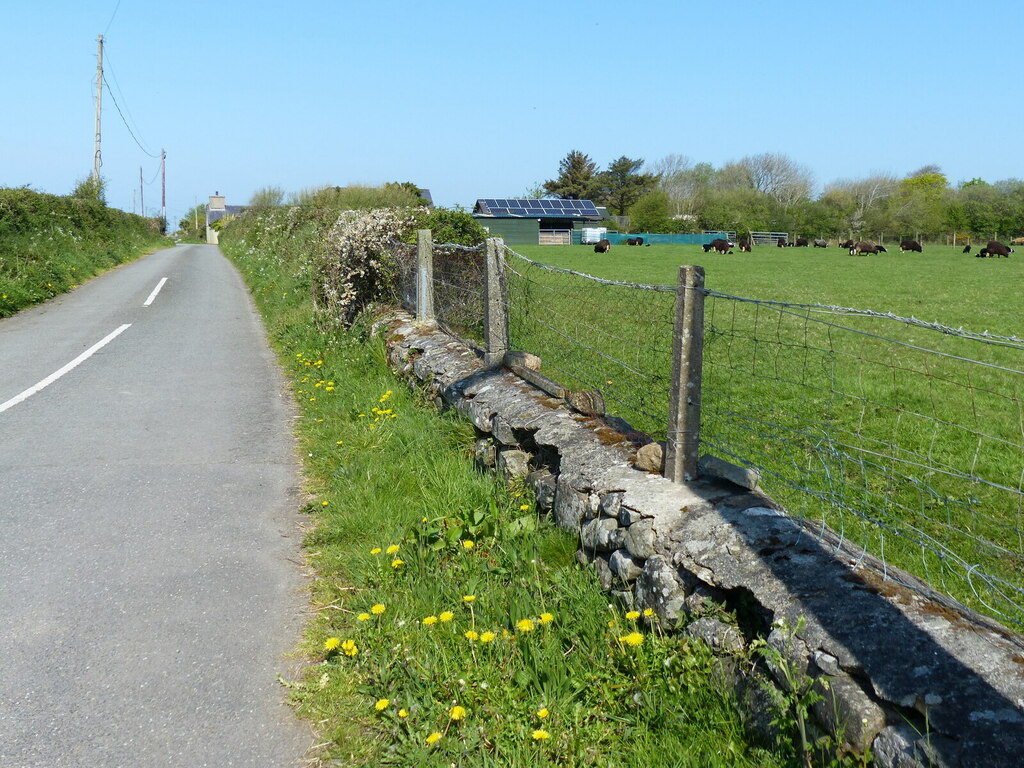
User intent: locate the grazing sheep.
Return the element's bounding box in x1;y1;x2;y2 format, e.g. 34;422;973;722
795;237;809;247
594;238;611;253
977;248;989;258
899;239;923;253
839;239;855;249
738;237;752;252
813;239;828;248
850;241;887;255
986;240;1013;257
777;237;786;247
710;238;733;254
963;245;972;254
702;243;714;253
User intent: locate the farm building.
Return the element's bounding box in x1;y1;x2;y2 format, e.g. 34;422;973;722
472;199;606;245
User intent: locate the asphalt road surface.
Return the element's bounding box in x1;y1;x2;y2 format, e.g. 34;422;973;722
0;245;311;767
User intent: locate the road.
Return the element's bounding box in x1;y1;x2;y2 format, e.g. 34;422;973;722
0;245;311;767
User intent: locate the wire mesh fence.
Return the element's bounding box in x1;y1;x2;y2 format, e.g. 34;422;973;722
504;251;677;437
433;243;486;347
700;292;1024;625
393;236;1024;627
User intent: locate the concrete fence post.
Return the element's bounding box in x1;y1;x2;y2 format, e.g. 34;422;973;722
483;237;509;368
664;265;705;483
416;229;434;323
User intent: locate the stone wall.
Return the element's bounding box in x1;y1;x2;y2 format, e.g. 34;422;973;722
380;311;1024;767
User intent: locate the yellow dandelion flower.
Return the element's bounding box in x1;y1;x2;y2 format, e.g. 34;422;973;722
462;540;475;550
465;630;479;641
357;613;371;622
423;616;438;625
450;705;467;720
516;618;535;633
323;637;341;652
370;547;382;555
370;604;385;615
341;639;358;656
426;732;442;745
643;608;655;617
375;698;390;711
386;544;400;555
520;504;530;511
607;620;615;628
398;708;409;718
532;729;550;740
538;613;554;625
620;632;644;647
626;610;640;620
391;559;404;569
479;631;496;643
321;500;329;507
439;611;454;622
537;707;550;719
462;595;476;603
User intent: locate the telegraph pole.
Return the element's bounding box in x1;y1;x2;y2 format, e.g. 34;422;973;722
160;149;166;224
93;35;104;183
139;166;144;217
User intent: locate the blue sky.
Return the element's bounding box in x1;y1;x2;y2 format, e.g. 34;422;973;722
4;0;1022;228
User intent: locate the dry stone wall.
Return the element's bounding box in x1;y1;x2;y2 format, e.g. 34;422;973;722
380;310;1024;767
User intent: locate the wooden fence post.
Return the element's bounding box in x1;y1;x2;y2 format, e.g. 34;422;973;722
483;237;509;368
664;265;705;483
416;229;434;323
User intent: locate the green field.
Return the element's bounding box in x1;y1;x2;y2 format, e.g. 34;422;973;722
496;243;1024;627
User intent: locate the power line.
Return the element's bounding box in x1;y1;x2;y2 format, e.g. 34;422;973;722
103;0;122;35
102;72;160;159
104;49;156;157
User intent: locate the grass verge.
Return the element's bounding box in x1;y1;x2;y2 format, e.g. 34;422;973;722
220;227;801;767
0;187;169;317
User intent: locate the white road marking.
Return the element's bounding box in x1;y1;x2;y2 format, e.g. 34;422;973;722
0;324;132;414
143;277;168;307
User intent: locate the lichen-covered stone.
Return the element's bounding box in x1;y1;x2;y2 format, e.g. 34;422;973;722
581;518;622;553
873;723;960;768
609;548;643;583
474;439;496;468
554;475;588;531
528;469;556;513
633;441;663;473
618;505;645;527
686;616;744;653
491;415;518;446
599;491;623;519
497;449;530;481
625;518;656;560
594;555;613;591
634;555;687;624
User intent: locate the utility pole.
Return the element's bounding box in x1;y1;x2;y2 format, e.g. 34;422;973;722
160;149;166;224
139;166;144;217
93;35;104;183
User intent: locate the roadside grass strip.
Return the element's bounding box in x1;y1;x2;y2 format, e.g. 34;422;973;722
222;232;799;767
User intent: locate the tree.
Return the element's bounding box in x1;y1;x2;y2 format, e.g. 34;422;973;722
653;155;713;219
823;175;896;235
72;175;106;204
543;150;600;200
596;156;658;216
628;191;674;233
890;171;949;238
739;153;814;210
248;186;285;209
177;203;207;241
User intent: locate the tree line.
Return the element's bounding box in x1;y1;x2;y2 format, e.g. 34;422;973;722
541;151;1024;242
